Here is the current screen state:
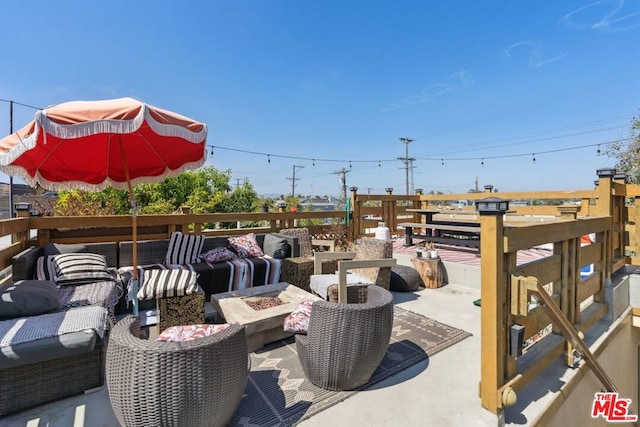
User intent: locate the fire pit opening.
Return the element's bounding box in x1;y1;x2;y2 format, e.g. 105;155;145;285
244;295;285;311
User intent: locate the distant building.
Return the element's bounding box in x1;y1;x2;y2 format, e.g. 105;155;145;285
300;196;338;212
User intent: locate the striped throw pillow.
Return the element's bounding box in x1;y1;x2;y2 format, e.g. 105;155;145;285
52;253;114;286
36;256;58;281
137;268;200;300
164;232;205;265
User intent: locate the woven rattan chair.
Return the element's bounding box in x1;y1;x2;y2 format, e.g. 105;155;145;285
106;316;248;427
295;285;394;390
309;237;396;303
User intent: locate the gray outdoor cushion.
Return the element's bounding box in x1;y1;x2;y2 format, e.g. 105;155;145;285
0;280;59;319
43;243;87;257
0;330;98;369
263;234;289;259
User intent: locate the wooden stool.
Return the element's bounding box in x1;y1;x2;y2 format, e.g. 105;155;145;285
410;257;444;288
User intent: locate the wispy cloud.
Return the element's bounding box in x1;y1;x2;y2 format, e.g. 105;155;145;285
380;69;474;112
505;41;567;68
560;0;640;33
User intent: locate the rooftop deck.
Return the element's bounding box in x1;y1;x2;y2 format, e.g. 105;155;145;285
0;239;576;427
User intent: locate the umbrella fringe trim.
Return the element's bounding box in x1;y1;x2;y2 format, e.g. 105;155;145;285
0;157;206;192
32;106;206;143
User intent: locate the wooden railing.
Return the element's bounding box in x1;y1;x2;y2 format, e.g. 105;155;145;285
0;169;638;418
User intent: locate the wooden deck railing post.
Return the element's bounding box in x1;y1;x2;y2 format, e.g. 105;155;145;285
349;187;359;242
596;168;615;285
476;198;510;414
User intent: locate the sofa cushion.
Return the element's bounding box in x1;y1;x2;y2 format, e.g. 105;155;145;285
156;323;231;342
50;253;114;286
43;243;87;257
0;280;59;319
228;233;265;258
263;234;289;259
165;231;205;265
137;268;201;301
0;329;98;370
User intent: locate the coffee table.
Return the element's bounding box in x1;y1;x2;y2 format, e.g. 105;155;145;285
210;282;320;352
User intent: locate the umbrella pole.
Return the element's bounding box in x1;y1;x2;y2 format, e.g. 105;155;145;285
119;138;139;316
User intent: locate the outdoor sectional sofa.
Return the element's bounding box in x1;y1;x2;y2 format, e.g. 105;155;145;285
0;232;299;415
119;232;299;303
1;242;123;415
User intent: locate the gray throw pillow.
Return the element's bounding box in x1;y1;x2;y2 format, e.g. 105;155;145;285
0;280;59;319
44;243;87;257
263;234;289;259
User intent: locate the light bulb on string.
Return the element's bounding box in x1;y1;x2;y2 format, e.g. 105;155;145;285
441;159;444;166
349;161;352;169
597;145;601;155
209;146;214;156
267;154;271;165
481;158;484;167
312;159;315;167
532;153;536;164
378;160;381;167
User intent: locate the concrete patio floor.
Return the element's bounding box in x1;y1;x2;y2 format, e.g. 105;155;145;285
1;242;617;427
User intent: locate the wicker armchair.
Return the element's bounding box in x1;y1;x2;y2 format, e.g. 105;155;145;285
295;285;394;390
309;237;396;303
106;316;248;427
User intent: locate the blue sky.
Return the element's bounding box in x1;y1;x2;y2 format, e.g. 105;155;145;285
1;1;639;198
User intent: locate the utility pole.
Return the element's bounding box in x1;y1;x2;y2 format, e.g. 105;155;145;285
288;165;304;197
398;137;415;195
332;167;350;202
234;178;241;189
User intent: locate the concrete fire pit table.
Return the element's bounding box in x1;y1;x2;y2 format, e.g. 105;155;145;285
210;282;320;352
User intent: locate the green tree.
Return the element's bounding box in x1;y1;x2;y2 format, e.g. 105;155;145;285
605;113;640;183
53;166;260;219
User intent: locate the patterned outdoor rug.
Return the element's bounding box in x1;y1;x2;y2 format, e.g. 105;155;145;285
230;306;472;426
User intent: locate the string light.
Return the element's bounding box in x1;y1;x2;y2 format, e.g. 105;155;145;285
312;159;315;167
267;154;271;164
349;161;352;169
597;144;601;155
209;146;214;156
481;158;484;166
441;159;444;166
532;153;536;164
378;160;381;167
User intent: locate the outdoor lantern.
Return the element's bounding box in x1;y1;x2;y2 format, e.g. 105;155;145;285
475;197;509;215
596;168;616;178
613;172;627;182
14;202;31;211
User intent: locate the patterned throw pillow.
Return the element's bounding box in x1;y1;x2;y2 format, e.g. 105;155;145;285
165;231;206;265
201;247;237;263
51;253;114;286
156;323;231;342
283;297;316;334
137;268;200;301
228;233;265;258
